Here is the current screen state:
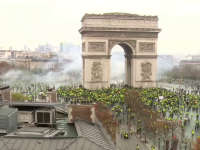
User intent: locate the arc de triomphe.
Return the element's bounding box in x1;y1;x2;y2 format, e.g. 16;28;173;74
79;13;161;89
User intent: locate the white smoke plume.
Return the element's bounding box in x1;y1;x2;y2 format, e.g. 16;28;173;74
0;46;125;88
110;50;125;83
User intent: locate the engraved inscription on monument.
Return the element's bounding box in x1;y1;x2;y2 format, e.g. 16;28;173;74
82;42;85;52
84;19;158;27
139;42;155;52
141;61;152;80
91;62;103;81
88;42;106;52
82;32;158;39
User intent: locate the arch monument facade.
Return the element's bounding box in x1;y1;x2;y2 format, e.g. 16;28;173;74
79;13;161;89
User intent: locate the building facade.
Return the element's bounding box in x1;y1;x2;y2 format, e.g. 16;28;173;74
0;50;12;61
30;59;58;71
179;55;200;71
12;52;59;71
14;58;31;69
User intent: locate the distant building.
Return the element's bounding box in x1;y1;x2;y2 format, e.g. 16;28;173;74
30;59;58;71
24;45;27;51
0;50;12;61
35;48;38;52
179;55;200;71
38;44;46;52
12;52;59;71
11;50;21;59
59;42;63;52
52;47;58;52
0;50;26;62
38;43;53;53
14;57;31;69
59;42;81;54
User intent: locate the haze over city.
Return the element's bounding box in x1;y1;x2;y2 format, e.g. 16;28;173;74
0;0;200;54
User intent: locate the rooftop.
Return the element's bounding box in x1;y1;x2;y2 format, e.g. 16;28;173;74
0;101;64;107
0;137;109;150
103;12;137;15
6;127;61;138
0;108;16;116
74;119;114;150
81;12;158;22
17;127;49;133
0;119;115;150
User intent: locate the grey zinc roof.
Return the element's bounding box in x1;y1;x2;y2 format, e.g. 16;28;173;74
74;119;114;150
0;137;112;150
0;108;16;116
0;137;77;150
0;119;115;150
66;137;106;150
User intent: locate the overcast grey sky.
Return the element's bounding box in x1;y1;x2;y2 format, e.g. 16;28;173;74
0;0;199;54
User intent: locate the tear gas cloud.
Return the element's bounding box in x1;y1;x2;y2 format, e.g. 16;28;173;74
110;50;125;83
0;49;125;88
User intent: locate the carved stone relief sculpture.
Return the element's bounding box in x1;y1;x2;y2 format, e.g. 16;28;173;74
82;42;85;52
141;61;152;80
139;42;155;52
88;42;106;52
91;62;103;81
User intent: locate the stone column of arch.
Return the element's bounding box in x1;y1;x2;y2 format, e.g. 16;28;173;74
81;41;111;89
124;54;133;86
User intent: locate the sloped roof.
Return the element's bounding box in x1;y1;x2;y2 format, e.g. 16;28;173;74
74;119;114;150
0;119;115;150
0;137;76;150
66;137;107;150
0;137;110;150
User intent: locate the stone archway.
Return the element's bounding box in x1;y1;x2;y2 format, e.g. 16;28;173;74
79;13;161;89
109;41;135;86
